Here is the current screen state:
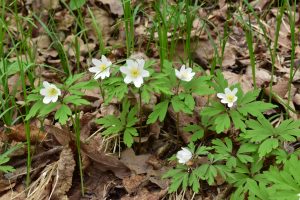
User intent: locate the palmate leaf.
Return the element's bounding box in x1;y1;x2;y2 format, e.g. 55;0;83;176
55;104;72;125
200;101;225;117
214;113;230;133
237;101;276;117
258;138;279;158
263;155;300;200
123;127;138;147
147;100;169;124
242;117;274;142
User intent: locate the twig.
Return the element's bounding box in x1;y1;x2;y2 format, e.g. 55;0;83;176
12;146;63;167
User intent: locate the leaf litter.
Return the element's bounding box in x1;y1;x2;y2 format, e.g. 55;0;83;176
1;0;300;199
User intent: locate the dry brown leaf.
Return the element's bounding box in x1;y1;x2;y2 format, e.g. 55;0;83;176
51;146;75;199
121;188;167;200
97;0;124;16
5;123;46;143
252;0;271;11
84;7;114;44
120;148;151;175
81;134;130;178
223;71;253;92
44;125;71;146
123;174;147;194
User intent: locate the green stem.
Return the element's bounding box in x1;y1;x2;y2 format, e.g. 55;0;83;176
73;108;84;195
138;88;143;146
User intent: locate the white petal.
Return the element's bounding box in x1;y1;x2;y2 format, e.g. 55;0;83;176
52;95;58;103
232;88;238;95
175;69;180;78
217;93;225;99
227;102;234;107
106;61;112;67
88;66;100;73
43;96;52;104
56;88;61;96
233;96;238;102
92;58;101;66
120;66;129;74
126;59;135;67
224;88;231;94
101;55;108;63
190;72;195;78
142;69;150;77
136;59;145;68
40;88;47;96
186;67;192;73
124;76;132;84
180;65;186;72
133;77;143;88
94;73;102;80
43;81;50;88
221;99;228;104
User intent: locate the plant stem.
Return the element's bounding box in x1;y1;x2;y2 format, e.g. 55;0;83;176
73;108;84;195
98;80;105;103
176;81;181;143
138;88;143;147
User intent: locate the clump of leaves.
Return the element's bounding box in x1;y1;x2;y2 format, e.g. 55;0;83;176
0;144;23;173
95;99;138;147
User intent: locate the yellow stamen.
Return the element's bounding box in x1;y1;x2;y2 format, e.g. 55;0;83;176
130;67;140;78
47;88;58;97
99;64;107;72
226;94;235;103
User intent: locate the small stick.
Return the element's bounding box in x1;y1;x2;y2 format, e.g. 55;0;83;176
12;146;63;167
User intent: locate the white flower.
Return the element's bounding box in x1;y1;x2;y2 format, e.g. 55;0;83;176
120;59;150;88
297;193;300;200
176;147;193;164
88;55;112;80
40;81;61;104
175;65;195;82
217;87;238;108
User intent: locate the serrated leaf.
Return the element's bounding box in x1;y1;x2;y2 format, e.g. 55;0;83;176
26;100;44;120
230;109;246;131
147;100;169;124
70;0;86;10
201;101;225;117
55;104;72;124
123;127;138;147
38;102;58;117
238;101;276;117
258;138;279;158
214;113;231;133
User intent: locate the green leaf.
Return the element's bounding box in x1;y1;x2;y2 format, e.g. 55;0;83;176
26;101;44;120
123;127;138;147
38;102;58;117
64;95;90;106
237;101;276;117
214;113;231;133
230;109;246;131
147;100;169;124
55;104;72;125
70;0;86;10
184;94;195;110
258;138;279;158
27;94;42;102
200;101;225;117
127;106;138;127
171;96;192;114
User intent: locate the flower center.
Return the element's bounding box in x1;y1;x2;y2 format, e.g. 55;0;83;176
226;94;235;103
99;64;107;72
181;72;189;79
47;88;58;97
130;67;140;78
